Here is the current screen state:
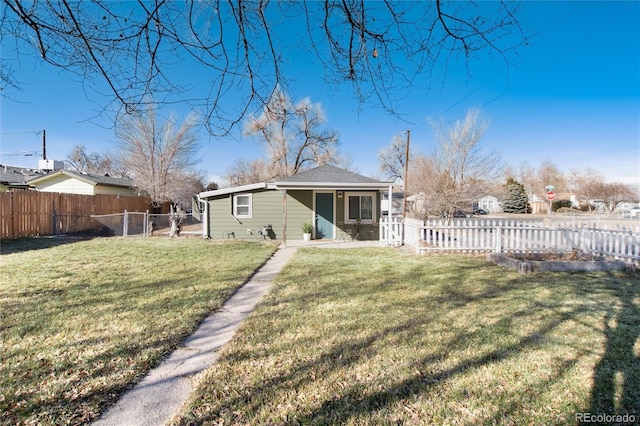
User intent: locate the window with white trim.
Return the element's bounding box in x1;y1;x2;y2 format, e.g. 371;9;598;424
233;193;252;218
346;193;374;222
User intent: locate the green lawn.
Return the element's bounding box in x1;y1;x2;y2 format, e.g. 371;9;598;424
174;248;640;425
0;237;278;425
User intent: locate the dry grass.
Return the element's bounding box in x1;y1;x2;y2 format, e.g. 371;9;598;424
174;248;639;425
0;237;278;425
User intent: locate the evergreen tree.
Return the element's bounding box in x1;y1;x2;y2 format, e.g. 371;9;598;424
502;178;529;213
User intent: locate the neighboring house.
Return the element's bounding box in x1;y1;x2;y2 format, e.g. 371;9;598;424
0;164;42;191
614;201;640;214
477;195;502;213
382;190;404;217
28;170;140;196
199;165;394;242
529;193;546;214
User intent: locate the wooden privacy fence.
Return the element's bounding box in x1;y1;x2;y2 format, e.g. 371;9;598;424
381;217;640;263
0;191;160;238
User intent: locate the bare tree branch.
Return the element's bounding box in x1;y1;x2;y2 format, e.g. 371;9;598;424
426;108;501;217
2;1;526;135
226;89;340;185
377;134;406;183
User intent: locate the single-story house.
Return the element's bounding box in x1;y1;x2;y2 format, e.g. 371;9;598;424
477;195;502;213
0;164;42;191
198;165;394;242
614;201;640;214
28;170;140;196
528;193;546;214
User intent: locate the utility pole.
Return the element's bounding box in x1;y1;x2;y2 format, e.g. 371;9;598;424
42;129;46;160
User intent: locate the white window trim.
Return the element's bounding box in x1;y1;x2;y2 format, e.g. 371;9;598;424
345;192;376;224
233;193;252;218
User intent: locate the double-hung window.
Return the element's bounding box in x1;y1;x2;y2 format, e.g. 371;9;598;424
234;193;252;218
346;193;374;222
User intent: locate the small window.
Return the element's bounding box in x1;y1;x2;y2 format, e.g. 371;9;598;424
346;193;374;222
234;193;252;218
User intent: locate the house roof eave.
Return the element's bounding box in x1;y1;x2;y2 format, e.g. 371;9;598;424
199;182;276;199
28;170;135;189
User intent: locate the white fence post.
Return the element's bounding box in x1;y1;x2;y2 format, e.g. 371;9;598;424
495;222;502;253
123;210;128;237
415;218;638;262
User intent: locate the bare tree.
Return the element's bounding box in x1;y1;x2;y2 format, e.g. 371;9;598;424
405;155;440;220
502;161;536;197
226;158;274;187
115;106;202;236
67;145;115;175
429;108;501;218
601;182;638;214
242;89;338;178
569;168;606;212
3;1;525;136
570;168;637;213
536;160;567;194
378;134;407;183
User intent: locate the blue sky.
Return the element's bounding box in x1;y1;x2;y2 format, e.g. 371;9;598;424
2;1;639;187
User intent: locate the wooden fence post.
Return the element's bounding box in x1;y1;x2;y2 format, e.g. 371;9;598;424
52;197;57;236
9;191;15;239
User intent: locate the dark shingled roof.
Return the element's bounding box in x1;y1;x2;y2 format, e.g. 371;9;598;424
0;165;43;185
274;165;388;185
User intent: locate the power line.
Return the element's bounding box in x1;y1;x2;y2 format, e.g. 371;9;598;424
436;2;592;118
0;130;42;135
0;151;39;157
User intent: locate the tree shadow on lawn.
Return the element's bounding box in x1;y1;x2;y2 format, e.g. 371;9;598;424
1;274;248;425
3;327;189;425
186;262;626;425
0;235;99;255
585;271;640;419
189;305;584;425
296;311;583;425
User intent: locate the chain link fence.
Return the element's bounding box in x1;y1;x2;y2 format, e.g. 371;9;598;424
148;212;203;236
89;211;203;237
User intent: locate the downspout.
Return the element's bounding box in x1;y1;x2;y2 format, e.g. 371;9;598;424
282;189;287;248
202;196;209;238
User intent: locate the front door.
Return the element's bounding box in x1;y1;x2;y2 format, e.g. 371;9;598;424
315;192;334;239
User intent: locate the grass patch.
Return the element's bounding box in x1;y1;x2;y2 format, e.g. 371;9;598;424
0;237;277;425
175;248;639;425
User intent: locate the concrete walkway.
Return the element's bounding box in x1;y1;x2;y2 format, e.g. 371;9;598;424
93;245;298;426
93;240;384;426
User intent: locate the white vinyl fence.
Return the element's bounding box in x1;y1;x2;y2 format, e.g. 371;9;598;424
381;217;640;263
